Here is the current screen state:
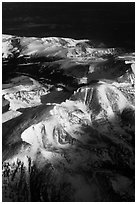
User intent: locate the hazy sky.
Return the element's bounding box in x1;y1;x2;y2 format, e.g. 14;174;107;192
2;2;135;48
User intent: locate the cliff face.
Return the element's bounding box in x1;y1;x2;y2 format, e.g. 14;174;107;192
2;35;135;202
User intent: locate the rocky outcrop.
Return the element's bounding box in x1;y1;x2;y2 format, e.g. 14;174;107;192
2;96;10;113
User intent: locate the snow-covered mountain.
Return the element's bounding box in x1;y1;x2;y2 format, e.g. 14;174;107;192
2;35;135;202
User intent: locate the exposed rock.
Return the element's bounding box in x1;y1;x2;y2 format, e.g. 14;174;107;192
2;96;10;113
2;76;51;111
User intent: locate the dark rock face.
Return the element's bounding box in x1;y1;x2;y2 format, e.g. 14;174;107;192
2;96;10;113
2;35;135;202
